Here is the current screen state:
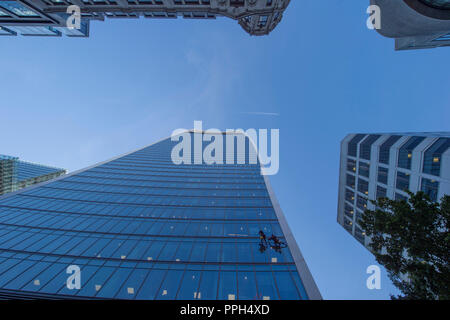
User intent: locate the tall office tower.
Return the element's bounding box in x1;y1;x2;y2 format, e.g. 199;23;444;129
0;0;291;37
0;155;66;196
337;132;450;249
0;133;321;300
371;0;450;50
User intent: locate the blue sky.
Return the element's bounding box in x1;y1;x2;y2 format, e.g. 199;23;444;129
1;1;449;299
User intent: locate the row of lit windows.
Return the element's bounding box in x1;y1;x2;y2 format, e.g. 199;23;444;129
347;163;438;201
348;135;449;178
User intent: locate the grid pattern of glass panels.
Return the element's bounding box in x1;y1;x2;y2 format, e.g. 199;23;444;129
0;135;308;300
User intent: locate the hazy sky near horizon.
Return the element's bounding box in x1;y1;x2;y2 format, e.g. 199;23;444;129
1;1;449;299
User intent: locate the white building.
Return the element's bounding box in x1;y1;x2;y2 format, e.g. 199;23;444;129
337;132;450;248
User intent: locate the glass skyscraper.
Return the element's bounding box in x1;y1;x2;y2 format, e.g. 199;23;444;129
0;155;66;196
0;133;321;300
337;132;450;249
0;0;291;37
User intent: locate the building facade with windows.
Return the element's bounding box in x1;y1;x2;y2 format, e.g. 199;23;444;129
337;132;450;248
371;0;450;50
0;133;321;300
0;155;66;196
0;0;291;37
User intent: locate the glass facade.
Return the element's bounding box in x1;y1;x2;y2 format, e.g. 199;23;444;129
0;155;66;196
0;156;18;196
0;135;314;300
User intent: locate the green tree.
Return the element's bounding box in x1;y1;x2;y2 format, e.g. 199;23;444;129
360;191;450;300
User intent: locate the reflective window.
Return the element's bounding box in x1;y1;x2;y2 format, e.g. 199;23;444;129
378;135;401;164
218;271;237;300
344;203;354;219
347;134;366;157
356;195;367;210
396;171;410;191
357;178;369;195
422;138;450;177
398;136;426;170
377;166;388;185
346;174;356;189
421;178;439;202
347;159;357;173
358;162;370;178
376;186;387;199
359;135;381;160
345;188;355;203
354;226;365;245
